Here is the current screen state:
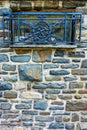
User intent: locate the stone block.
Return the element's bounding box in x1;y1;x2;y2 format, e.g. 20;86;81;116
66;101;87;111
33;83;66;89
45;75;61;81
68;51;85;57
32;50;51;62
3;76;17;82
72;69;87;75
61;64;79;69
1;103;11;110
81;76;87;81
11;55;31;62
0;82;12;90
64;76;77;81
78;90;87;94
20;92;42;99
18;64;42;81
46;89;60;94
49;123;64;129
34;100;47;110
54;50;64;57
4;91;17;98
50;70;70;75
22;110;38;115
0;54;9;62
14;127;26;130
45;94;57;100
44;63;59;69
52;58;70;63
72;59;81;62
65;123;74;129
72;113;79;122
81;59;87;68
58;95;72;100
2;64;16;71
35;116;54;122
49;106;64;110
51;101;64;105
62;90;76;94
69;82;83;89
23;122;32;126
0;92;2;97
55;116;62;122
15;104;31;109
77;123;87;130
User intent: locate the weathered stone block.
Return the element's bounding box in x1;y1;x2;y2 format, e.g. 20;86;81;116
66;101;87;111
55;116;62;122
34;100;47;110
45;75;61;81
22;110;38;115
72;59;81;62
4;91;17;98
61;64;79;69
62;90;76;94
81;59;87;68
49;106;64;110
72;113;79;122
54;51;64;57
77;123;87;130
49;123;64;129
50;70;70;75
1;103;11;110
72;69;87;75
2;64;16;71
58;95;72;100
64;76;77;81
65;123;74;129
81;116;87;122
45;94;57;100
14;83;26;90
51;101;64;105
78;90;87;94
20;92;42;99
15;104;31;109
0;54;9;62
23;122;32;126
35;116;54;122
81;76;87;81
32;50;51;62
14;127;26;130
0;82;12;90
11;55;31;62
69;82;83;89
18;64;42;81
46;89;60;94
33;83;66;89
52;58;70;63
68;51;85;57
44;63;59;69
3;76;17;82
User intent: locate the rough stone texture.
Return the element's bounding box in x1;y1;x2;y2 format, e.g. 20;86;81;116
72;69;87;75
61;64;79;69
11;55;31;62
34;100;47;110
35;116;54;122
49;123;64;129
69;82;83;89
18;64;42;81
4;91;17;98
20;92;42;99
2;64;16;71
32;50;51;62
72;113;79;122
66;101;87;111
45;75;61;81
52;58;70;63
68;51;85;57
0;82;12;90
44;64;59;69
15;104;31;109
77;123;87;130
33;83;66;89
0;54;9;62
50;70;70;75
81;59;87;68
54;50;64;57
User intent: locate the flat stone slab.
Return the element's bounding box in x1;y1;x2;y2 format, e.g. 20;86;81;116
77;123;87;130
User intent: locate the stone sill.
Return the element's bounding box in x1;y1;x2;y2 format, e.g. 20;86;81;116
10;45;77;49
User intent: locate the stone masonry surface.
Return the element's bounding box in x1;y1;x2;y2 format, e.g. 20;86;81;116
0;6;87;130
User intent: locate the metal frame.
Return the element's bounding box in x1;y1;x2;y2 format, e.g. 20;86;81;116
2;11;82;47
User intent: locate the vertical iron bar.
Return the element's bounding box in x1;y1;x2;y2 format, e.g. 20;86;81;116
64;14;66;43
79;14;82;42
10;14;13;45
71;14;75;45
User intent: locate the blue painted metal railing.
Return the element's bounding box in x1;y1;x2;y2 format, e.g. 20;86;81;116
2;12;82;46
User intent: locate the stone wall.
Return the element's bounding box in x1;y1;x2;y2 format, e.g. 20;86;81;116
0;6;87;130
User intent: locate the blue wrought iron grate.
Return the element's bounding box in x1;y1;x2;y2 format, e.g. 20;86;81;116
1;12;82;47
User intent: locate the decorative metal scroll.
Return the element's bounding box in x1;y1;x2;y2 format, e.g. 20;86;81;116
2;12;82;46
